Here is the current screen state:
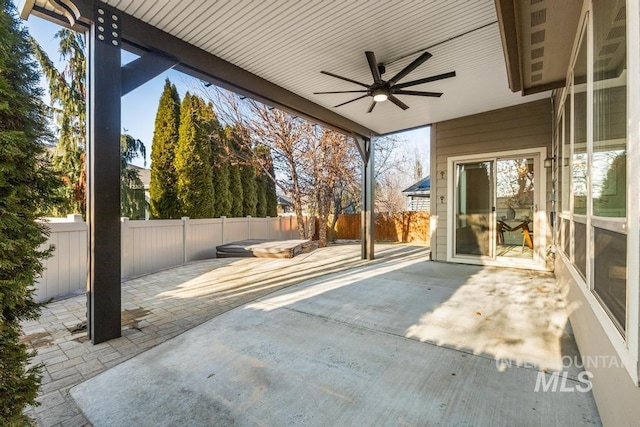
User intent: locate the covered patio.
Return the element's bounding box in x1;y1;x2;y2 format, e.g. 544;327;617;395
22;244;600;425
19;0;639;423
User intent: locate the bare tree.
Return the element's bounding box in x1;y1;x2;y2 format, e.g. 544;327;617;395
197;84;407;242
199;86;313;237
303;128;360;246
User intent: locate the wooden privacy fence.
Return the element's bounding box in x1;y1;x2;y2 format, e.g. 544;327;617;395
330;212;430;243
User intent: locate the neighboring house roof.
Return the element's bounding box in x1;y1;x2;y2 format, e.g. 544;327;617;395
277;195;293;206
127;164;151;189
402;176;431;196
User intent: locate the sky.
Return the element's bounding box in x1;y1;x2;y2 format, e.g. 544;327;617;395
22;13;430;179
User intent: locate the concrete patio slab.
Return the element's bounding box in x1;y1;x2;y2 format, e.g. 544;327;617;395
22;244;418;426
71;248;600;426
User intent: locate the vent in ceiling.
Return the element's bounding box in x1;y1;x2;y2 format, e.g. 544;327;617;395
531;30;545;44
531;62;543;72
531;74;543;82
594;57;612;68
531;47;545;59
531;9;547;27
615;7;626;22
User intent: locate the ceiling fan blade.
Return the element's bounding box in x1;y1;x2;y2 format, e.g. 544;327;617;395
388;95;409;110
394;89;442;97
314;90;369;94
394;71;456;89
387;51;432;86
365;51;382;84
333;94;369;108
366;99;376;113
321;71;370;88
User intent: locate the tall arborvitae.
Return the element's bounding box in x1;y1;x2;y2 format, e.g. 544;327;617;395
175;93;215;218
255;144;278;217
211;126;231;217
241;165;258;216
229;164;244;217
265;164;278;217
212;162;231;217
149;79;181;218
255;174;268;217
0;2;58;422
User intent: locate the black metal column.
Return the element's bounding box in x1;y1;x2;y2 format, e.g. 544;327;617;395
86;5;122;344
360;137;375;260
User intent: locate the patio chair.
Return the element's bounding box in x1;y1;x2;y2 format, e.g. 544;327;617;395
521;223;533;250
496;220;512;245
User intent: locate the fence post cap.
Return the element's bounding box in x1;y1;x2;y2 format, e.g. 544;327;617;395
181;216;190;220
68;214;83;222
120;217;129;222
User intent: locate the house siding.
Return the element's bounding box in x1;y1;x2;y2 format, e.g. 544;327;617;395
556;256;640;426
430;99;553;262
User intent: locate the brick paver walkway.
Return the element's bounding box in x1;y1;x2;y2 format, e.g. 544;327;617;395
21;244;424;426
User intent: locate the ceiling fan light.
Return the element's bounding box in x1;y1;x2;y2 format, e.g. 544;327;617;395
372;89;388;102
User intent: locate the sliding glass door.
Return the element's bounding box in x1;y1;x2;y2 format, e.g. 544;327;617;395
453;153;540;265
455;161;493;256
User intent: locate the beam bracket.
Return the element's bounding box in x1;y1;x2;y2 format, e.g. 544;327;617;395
121;52;179;96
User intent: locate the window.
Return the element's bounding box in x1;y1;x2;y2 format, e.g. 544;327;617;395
562;219;570;257
593;227;626;331
592;0;626;218
574;222;587;278
561;102;571;213
590;0;627;333
557;0;628;335
573;31;588;216
555;121;562;212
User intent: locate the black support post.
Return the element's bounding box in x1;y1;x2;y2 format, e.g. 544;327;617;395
359;136;375;260
86;5;122;344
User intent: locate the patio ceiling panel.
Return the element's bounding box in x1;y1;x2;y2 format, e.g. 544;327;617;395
26;0;550;135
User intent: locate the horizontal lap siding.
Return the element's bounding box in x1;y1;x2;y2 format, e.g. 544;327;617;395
431;99;553;261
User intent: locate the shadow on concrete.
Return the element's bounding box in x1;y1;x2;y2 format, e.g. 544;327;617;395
70;244;601;426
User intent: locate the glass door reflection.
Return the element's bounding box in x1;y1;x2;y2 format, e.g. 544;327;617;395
455;161;493;257
495;157;535;259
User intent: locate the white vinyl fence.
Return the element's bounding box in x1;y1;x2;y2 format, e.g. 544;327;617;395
35;215;300;302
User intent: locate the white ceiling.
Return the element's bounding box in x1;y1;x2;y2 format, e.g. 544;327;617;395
32;0;550;135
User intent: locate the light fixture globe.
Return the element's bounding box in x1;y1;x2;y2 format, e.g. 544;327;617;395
372;88;389;102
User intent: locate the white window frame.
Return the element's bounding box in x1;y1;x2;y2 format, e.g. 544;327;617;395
556;0;640;384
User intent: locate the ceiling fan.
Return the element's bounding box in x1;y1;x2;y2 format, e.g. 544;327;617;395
314;51;456;113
